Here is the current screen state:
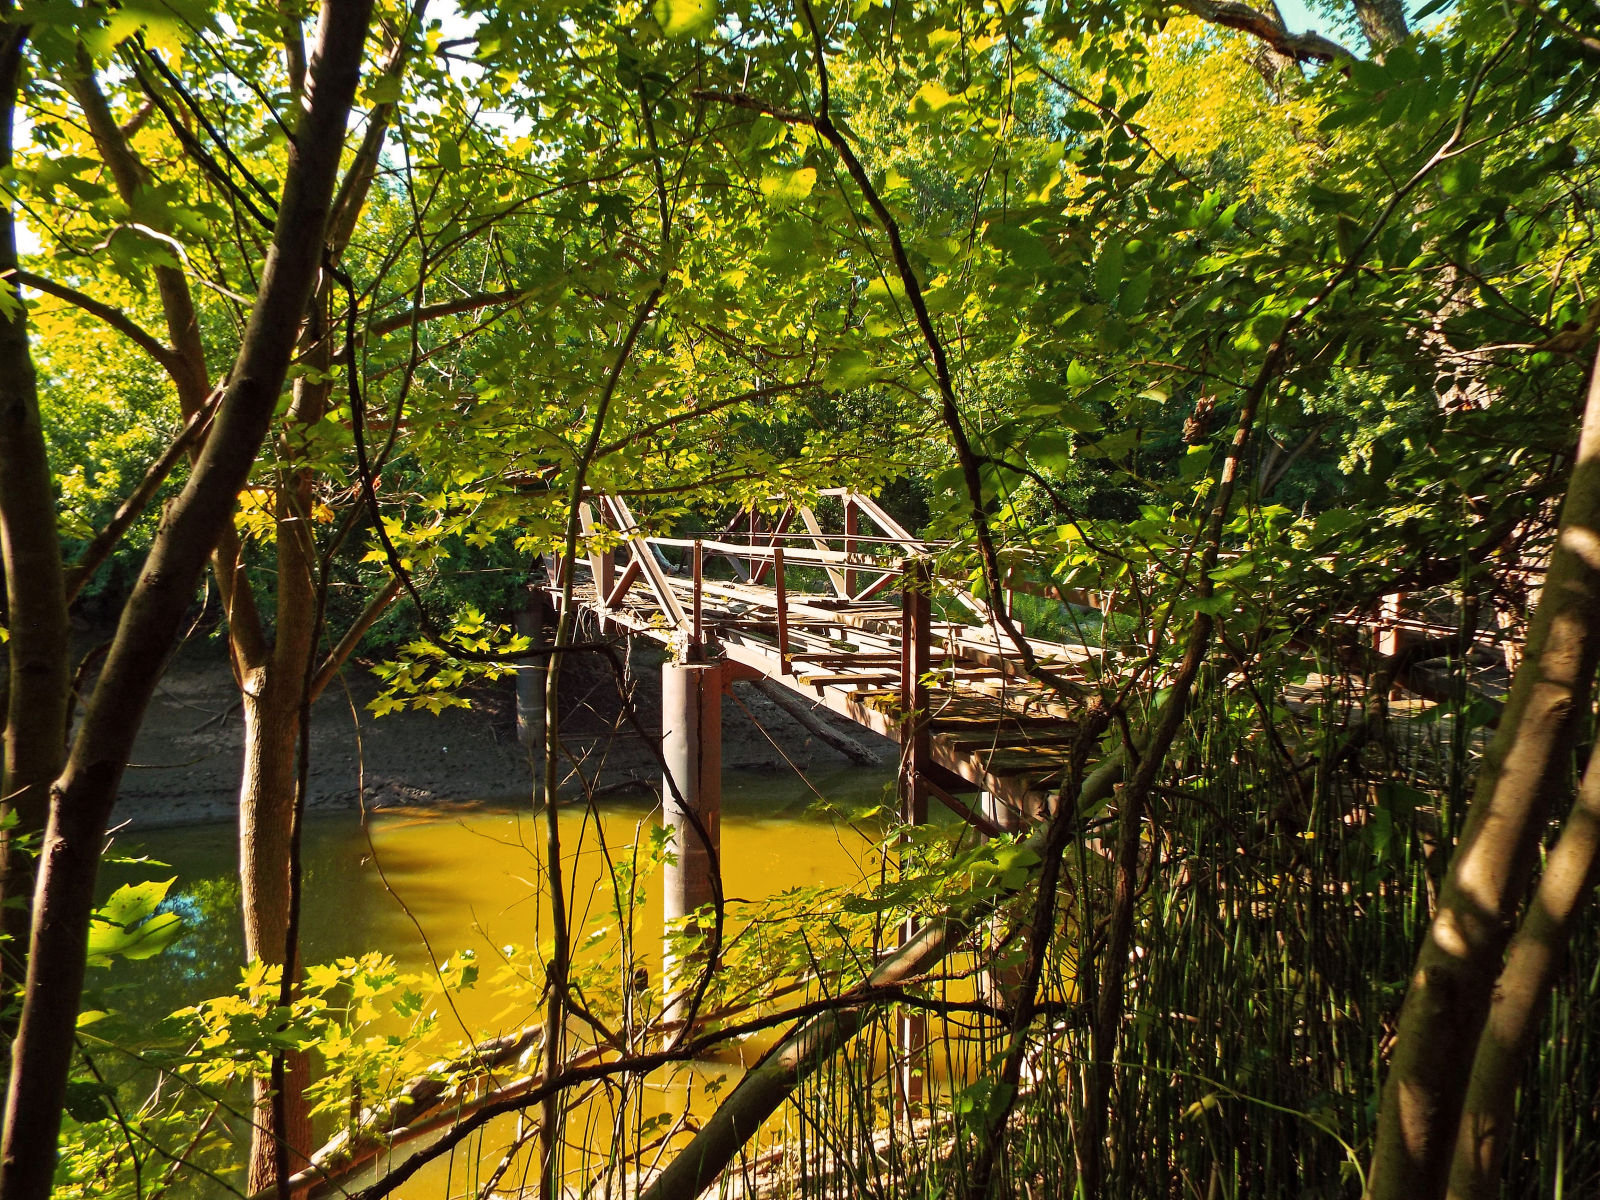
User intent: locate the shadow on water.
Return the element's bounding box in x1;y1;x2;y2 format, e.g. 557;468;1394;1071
94;764;899;1042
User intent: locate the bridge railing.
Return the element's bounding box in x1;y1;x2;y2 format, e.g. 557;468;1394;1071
565;492;1065;682
648;535;932;672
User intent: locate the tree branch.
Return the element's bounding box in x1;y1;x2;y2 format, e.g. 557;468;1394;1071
1173;0;1353;62
327;0;429;258
6;269;182;378
64;61;271;666
62;393;221;603
365;287;525;337
307;576;400;702
1507;0;1600;57
124;49;277;231
276;0;307;100
66;57;213;412
591;380;818;458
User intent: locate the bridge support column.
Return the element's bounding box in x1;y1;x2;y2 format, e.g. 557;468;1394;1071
662;660;723;1004
897;562;932;1115
515;593;549;798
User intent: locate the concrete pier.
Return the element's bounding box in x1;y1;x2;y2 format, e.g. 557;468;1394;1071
661;661;723;991
515;597;548;797
897;566;932;1112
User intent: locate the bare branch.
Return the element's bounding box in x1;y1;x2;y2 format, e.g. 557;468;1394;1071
592;380;819;458
365;287;525;336
1507;0;1600;56
307;577;400;702
327;0;430;257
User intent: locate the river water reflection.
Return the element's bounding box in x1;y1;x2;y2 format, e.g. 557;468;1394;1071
104;764;897;1029
98;764;907;1195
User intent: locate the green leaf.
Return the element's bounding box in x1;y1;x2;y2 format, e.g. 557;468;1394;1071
1312;509;1360;539
987;222;1052;269
653;0;716;38
760;167;817;207
1183;1092;1223;1122
87;878;183;966
1095;239;1124;302
63;1080;113;1125
83;0;204;56
911;81;963;114
1118;267;1152;316
1211;561;1256;582
364;74;403;105
748;114;786;150
826;348;887;388
1061;108;1101;134
1376;783;1426;819
1439;157;1481;197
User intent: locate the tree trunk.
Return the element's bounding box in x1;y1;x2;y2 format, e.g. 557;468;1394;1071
0;8;373;1195
239;669;316;1194
0;15;68;1065
1448;732;1600;1198
1369;349;1600;1200
239;577;312;976
80;21;414;1181
242;389;325;1192
1351;0;1409;53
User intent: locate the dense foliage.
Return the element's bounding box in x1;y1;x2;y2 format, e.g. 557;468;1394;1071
4;0;1600;1197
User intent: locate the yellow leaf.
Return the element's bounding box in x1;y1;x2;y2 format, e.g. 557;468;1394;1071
912;81;962;113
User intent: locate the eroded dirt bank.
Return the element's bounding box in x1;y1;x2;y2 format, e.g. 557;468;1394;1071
115;633;894;830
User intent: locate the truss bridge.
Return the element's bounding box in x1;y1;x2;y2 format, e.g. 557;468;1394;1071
535;490;1098;831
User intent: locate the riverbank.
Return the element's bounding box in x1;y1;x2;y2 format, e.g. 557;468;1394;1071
115;632;894;830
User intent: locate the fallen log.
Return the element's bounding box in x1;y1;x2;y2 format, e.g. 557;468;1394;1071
290;1022;543;1197
301;753;1132;1200
290;976;821;1197
637;918;965;1200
